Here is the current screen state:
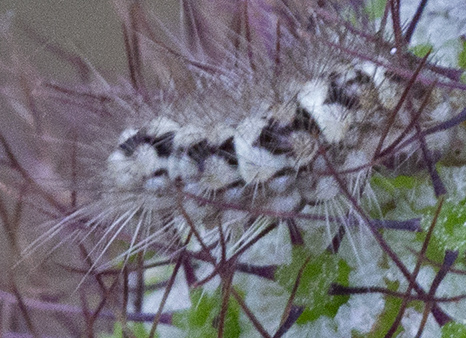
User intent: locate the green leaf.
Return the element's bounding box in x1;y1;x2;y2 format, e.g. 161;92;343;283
132;323;150;338
415;198;466;263
99;322;123;338
442;322;466;337
461;72;466;84
276;248;351;324
369;173;428;216
355;295;404;338
410;44;433;58
370;174;424;196
389;175;420;190
365;0;388;20
173;288;241;338
458;41;466;70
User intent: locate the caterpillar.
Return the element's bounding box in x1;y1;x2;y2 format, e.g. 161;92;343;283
3;0;466;337
81;55;465;260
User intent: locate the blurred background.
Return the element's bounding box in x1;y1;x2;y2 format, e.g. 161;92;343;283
0;0;180;81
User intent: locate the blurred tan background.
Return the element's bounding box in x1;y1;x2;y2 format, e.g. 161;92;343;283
0;0;181;81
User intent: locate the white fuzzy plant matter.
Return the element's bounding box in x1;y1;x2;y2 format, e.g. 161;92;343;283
3;0;466;337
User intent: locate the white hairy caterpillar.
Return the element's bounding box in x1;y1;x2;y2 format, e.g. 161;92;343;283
34;56;462;266
4;0;466;337
18;0;466;272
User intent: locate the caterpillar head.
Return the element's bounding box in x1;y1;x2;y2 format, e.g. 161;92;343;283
106;117;179;192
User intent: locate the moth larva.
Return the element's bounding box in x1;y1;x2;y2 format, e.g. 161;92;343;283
4;0;466;337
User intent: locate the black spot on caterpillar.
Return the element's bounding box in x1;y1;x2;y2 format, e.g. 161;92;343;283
119;131;176;157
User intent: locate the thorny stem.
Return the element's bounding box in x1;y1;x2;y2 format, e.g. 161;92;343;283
79;244;107;292
83;249;277;286
273;306;305;338
327;223;346;253
314;107;466;177
122;266;129;332
236;263;277;280
229;221;278;262
218;258;236;338
407;247;466;275
307;29;466;91
378;79;437;159
379;0;391;37
274;17;282;77
70;132;78;209
0;288;172;323
404;0;429;43
57;257;174;276
329;283;466;303
242;0;255;73
177;188;216;264
0;184;25;258
123;1;148;102
12;282;40;338
231;287;272;338
318;146;451;330
217;217;227;264
184;190;420;232
134;251;145;313
390;0;405;61
80;273;120;338
286;218;304;245
149;230;193;338
134;4;232;77
415;250;458;338
314;6;464;82
415;120;447;197
193;221;277;288
391;193;451;332
279;254;311;328
180;0;207;57
374;49;431;158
